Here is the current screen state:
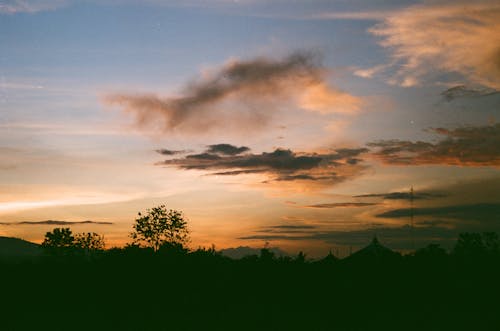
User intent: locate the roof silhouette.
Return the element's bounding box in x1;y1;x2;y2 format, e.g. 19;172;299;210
345;236;400;261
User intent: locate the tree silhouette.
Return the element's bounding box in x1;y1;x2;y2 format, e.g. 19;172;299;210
42;228;75;249
74;232;105;251
452;232;500;260
131;204;189;251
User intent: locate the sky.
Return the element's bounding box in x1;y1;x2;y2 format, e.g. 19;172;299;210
1;0;499;256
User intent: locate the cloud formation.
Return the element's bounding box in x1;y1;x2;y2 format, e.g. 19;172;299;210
368;124;500;166
0;0;66;14
376;203;500;222
364;2;500;88
354;191;447;200
0;220;113;225
240;225;458;250
441;85;500;101
305;202;378;208
206;144;250;156
104;52;361;134
157;143;368;185
155;149;189;156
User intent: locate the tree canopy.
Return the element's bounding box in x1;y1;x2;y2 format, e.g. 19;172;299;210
42;228;74;249
131;204;189;251
42;228;105;253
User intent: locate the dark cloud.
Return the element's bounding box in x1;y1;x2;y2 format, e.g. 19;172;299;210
206;144;250;155
155;149;189;156
305;202;378;208
256;224;317;235
264;225;318;230
376;203;500;222
368;124;500;166
211;169;265;176
0;220;113;225
104;52;357;134
354;191;447;200
157;145;368;185
239;225;458;250
441;85;499;101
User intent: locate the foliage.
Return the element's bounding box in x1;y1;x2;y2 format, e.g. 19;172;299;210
42;228;105;253
131;204;189;251
453;232;500;258
74;232;105;251
42;228;75;249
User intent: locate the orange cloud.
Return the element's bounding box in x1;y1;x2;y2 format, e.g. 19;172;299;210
368;124;500;166
363;1;500;89
300;82;362;114
104;52;361;134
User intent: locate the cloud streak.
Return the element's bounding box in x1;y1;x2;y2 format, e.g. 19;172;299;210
376;203;500;222
441;85;500;101
354;191;447;200
155;149;190;156
363;2;500;88
305;202;378;208
157;143;368;185
104;52;361;134
368;124;500;166
0;220;113;225
0;0;66;14
239;225;458;250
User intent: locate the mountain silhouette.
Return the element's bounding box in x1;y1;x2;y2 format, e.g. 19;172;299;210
0;236;42;258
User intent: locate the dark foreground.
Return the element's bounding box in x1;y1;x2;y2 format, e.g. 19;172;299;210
1;243;499;331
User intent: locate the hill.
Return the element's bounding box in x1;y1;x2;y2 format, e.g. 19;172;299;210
0;236;42;258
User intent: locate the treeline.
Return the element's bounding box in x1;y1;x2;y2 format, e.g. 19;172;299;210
1;206;499;330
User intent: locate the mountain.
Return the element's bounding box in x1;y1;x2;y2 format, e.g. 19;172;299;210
0;237;42;259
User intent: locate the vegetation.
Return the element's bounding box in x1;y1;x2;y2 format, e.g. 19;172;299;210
42;227;105;253
2;206;499;330
74;232;106;251
41;227;74;249
131;204;189;251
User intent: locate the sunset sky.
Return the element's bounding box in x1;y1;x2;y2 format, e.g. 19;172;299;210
1;0;499;256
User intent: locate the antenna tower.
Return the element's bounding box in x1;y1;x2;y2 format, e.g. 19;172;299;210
410;186;415;251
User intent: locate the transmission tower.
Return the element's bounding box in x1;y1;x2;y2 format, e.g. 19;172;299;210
410;186;415;251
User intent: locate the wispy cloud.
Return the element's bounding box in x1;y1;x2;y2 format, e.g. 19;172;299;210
361;1;500;88
157;143;368;186
240;225;458;250
104;52;361;134
155;149;190;156
0;220;113;225
368;124;500;166
305;202;378;208
0;0;66;14
354;191;447;200
376;203;500;221
441;85;500;101
308;10;393;21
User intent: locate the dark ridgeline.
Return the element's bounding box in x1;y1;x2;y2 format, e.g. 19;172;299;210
1;206;499;330
0;233;499;330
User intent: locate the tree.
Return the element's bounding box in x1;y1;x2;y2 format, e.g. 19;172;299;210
42;228;106;255
131;204;189;251
74;232;105;251
453;232;500;259
42;228;75;249
414;243;447;260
